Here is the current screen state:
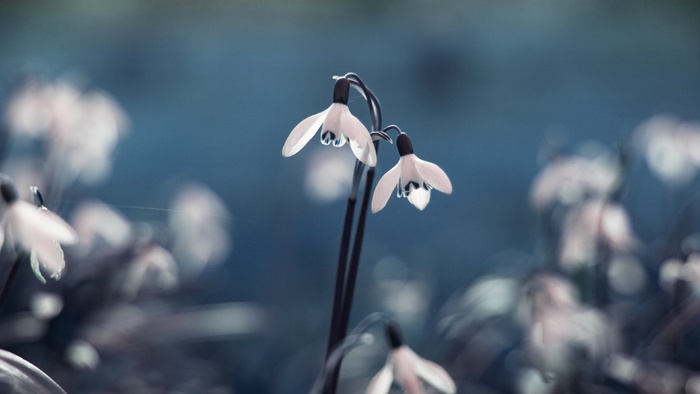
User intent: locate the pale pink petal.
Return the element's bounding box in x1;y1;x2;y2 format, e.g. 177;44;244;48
394;347;423;394
371;162;401;213
413;156;452;194
409;350;456;393
282;108;328;157
340;106;376;166
407;188;431;211
321;104;344;147
12;202;77;245
365;362;394;394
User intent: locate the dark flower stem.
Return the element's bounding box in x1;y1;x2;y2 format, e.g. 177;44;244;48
338;148;378;344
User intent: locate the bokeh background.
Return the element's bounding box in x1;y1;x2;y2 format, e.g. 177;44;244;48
1;0;700;393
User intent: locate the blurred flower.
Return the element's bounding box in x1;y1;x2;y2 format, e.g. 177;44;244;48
304;149;354;203
366;323;455;394
282;77;376;166
0;181;77;283
122;243;178;298
4;76;128;185
372;133;452;212
634;115;700;185
71;200;132;258
660;253;700;294
529;148;620;211
517;275;616;381
559;199;638;271
169;183;230;277
4;76;53;138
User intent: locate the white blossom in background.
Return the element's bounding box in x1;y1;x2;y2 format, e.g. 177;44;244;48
660;253;700;294
4;77;53;138
169;183;231;277
304;149;355;203
529;149;620;211
4;76;128;185
71;200;132;258
517;275;617;381
122;243;178;298
634;115;700;185
559;199;638;271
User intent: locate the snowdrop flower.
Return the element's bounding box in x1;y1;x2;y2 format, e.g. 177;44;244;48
366;323;456;394
372;133;452;212
282;77;377;166
634;115;700;185
0;180;77;283
559;198;638;271
517;275;616;381
529;151;620;211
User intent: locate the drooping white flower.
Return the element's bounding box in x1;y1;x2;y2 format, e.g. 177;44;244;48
0;181;77;283
529;148;620;211
366;323;456;394
372;133;452;212
282;77;377;166
558;199;638;271
517;275;617;382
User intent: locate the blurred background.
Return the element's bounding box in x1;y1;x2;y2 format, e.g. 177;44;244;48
1;0;700;393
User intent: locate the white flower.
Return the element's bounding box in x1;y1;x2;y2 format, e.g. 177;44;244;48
517;275;617;381
0;182;77;283
529;148;619;211
634;115;700;185
372;133;452;212
282;77;377;166
559;199;638;271
367;324;456;394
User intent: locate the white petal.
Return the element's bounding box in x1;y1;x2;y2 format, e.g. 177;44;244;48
320;104;344;146
12;203;77;245
372;162;401;213
413;156;452;194
282;108;328;157
365;362;394;394
29;232;66;281
399;155;422;193
394;347;423;394
30;249;47;284
410;351;456;393
340;106;376;166
407;188;431;210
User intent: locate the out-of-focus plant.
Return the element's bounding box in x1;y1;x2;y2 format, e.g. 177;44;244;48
0;74;263;393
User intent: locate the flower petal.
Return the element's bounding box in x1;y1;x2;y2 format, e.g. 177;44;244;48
409;350;456;393
30;249;47;284
407;188;431;210
320;104;344;147
372;161;401;213
365;362;394;394
29;231;66;281
11;202;78;246
414;156;452;194
394;347;423;394
282;108;328;157
340;106;376;166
